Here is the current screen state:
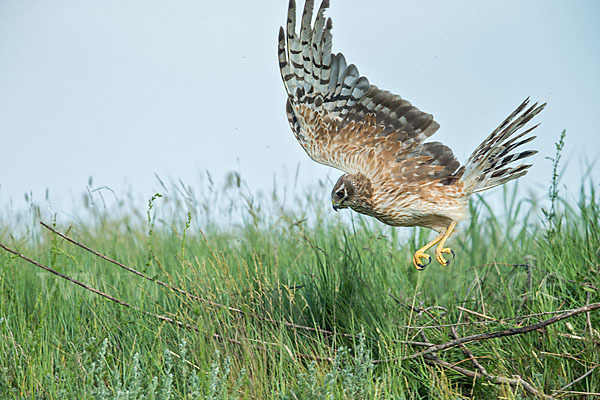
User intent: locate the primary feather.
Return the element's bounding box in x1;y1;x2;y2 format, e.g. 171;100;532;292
278;0;447;180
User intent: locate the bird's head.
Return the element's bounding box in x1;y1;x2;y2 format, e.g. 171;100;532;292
331;173;373;212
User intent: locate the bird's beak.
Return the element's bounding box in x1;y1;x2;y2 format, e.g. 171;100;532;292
332;199;339;212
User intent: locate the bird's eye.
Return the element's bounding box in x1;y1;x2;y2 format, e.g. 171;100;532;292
336;190;345;198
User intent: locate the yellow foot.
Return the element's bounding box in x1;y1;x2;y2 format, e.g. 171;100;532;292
412;250;432;270
435;247;455;266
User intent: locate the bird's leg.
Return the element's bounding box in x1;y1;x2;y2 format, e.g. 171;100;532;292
412;232;444;270
435;222;457;266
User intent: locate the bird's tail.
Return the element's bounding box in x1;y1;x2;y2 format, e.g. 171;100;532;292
460;98;546;194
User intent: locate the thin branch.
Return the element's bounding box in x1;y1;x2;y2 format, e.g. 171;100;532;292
398;308;591;330
0;243;131;309
556;333;586;341
1;242;206;336
457;306;496;321
167;350;202;370
540;351;598;368
552;365;598;395
452;288;489;375
40;222;215;306
450;326;487;375
586;291;594;337
399;302;600;361
553;391;600;397
424;354;555;400
472;262;535;269
454;276;480;335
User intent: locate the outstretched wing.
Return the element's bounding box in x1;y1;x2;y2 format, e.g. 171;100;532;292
278;0;461;185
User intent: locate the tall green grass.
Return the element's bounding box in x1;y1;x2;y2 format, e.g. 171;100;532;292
1;137;599;398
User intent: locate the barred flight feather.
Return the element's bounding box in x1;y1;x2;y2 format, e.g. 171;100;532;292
278;0;459;180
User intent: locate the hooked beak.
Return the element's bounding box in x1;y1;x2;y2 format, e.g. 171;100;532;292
332;199;340;212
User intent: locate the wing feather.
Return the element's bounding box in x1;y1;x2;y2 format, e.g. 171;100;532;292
278;0;459;185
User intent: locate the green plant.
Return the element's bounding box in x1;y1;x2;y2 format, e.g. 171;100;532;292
542;129;567;235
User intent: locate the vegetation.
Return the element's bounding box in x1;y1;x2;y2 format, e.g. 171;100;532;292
1;132;599;399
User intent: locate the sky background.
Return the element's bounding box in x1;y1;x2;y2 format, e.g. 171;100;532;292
1;0;599;216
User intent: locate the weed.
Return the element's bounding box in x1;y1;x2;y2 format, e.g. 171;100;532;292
146;193;163;268
543;129;567;235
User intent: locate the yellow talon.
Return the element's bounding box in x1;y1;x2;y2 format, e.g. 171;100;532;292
434;221;457;266
412;251;432;270
411;221;457;270
435;247;455;266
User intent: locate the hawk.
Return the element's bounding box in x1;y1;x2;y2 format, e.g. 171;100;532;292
278;0;545;269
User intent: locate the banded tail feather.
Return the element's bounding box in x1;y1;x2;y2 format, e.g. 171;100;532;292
461;98;546;194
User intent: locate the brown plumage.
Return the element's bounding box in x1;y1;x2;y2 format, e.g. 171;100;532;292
278;0;546;269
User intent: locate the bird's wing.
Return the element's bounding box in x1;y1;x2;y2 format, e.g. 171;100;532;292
278;0;462;185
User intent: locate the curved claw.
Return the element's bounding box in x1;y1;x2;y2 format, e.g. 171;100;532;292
449;248;456;261
413;252;432;270
435;247;455;266
418;256;432;270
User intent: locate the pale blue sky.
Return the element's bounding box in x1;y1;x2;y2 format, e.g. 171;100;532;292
1;0;599;213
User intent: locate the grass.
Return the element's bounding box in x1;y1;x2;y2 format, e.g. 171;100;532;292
1;139;599;398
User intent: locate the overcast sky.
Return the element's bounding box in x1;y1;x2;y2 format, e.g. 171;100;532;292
1;0;599;215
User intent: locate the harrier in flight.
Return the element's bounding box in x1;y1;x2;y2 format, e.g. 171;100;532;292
278;0;545;269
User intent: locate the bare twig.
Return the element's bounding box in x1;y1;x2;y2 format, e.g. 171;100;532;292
421;328;542;400
0;242;205;334
539;351;597;368
552;365;599;395
523;262;533;307
434;271;557;398
424;354;555;400
473;262;535;269
399;302;600;361
398;308;590;330
167;350;202;370
0;243;131;309
457;306;496;321
586;291;594;337
450;326;487;375
454;276;480;335
39;222;217;306
554;391;600;396
452;285;490;375
556;332;586;341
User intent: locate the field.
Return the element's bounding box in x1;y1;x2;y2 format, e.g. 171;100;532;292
1;138;599;399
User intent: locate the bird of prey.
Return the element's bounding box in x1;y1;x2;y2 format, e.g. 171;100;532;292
277;0;545;270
